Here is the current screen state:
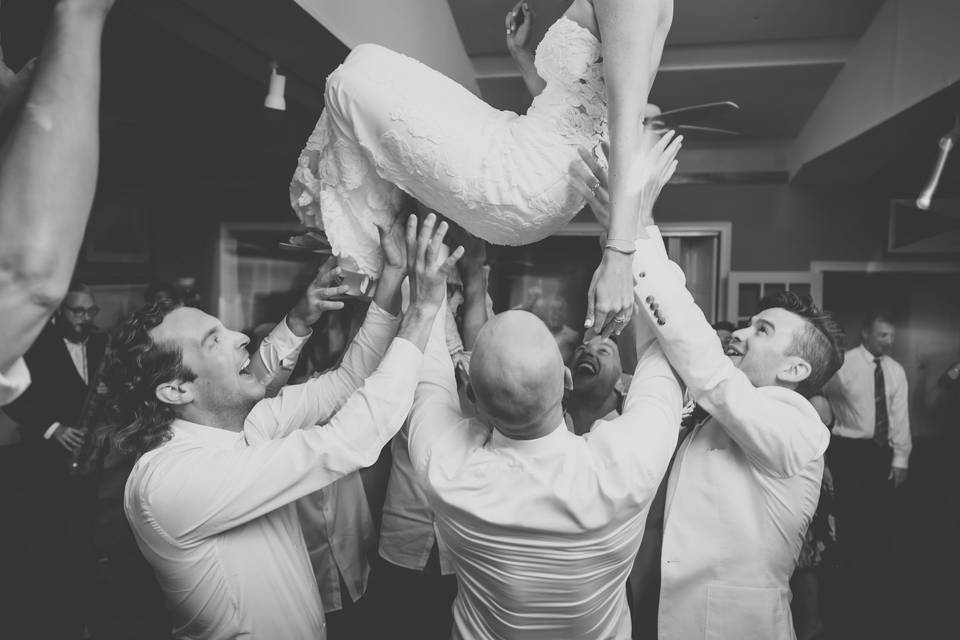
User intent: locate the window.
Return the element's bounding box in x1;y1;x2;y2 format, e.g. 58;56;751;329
727;272;820;326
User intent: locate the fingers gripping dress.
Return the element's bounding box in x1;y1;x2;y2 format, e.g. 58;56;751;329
290;17;607;277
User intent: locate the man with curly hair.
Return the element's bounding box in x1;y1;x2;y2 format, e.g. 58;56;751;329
110;215;462;640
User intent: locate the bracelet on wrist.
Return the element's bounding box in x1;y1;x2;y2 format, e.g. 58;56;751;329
604;237;636;255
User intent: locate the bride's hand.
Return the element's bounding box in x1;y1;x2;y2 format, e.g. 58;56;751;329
585;250;634;339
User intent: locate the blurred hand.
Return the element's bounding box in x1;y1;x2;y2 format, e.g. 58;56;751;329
405;213;464;312
287;256;350;335
376;215;409;277
53;424;85;453
505;1;534;52
889;466;908;489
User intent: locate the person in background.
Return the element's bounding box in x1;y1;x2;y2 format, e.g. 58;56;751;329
823;311;910;636
2;280;109;639
144;281;184;306
791;393;837;640
0;0;114;406
712;320;736;349
565;335;626;435
367;229;490;640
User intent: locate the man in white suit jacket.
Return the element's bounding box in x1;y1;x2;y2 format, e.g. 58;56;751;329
571;142;845;640
630;225;844;640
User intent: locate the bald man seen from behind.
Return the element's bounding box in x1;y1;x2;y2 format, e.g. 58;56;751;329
407;304;681;639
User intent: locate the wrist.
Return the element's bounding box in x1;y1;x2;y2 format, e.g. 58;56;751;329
380;265;406;281
285;313;313;338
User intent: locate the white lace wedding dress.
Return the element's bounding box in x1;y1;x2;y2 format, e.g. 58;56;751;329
290;17;607;276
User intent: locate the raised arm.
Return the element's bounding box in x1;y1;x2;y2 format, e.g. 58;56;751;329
632;229;826;478
0;0;114;374
506;2;547;98
147;215;464;542
584;0;671;337
585;339;680;506
408;304;465;471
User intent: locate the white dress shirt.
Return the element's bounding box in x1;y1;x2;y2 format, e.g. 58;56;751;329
0;357;31;407
125;304;420;640
297;470;376;612
378;420;454;574
632;227;829;640
408;311;681;640
825;345;912;468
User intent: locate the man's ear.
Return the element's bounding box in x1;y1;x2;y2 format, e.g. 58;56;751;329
563;366;573;391
777;357;812;387
155;379;195;406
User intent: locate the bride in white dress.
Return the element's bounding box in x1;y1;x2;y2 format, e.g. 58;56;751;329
290;0;673;335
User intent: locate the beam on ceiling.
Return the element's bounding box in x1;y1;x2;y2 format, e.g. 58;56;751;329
473;38;854;80
789;0;960;182
292;0;479;95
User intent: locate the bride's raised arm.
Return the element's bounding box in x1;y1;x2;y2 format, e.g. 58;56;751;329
585;0;671;337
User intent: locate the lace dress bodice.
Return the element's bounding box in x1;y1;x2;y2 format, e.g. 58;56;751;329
528;17;608;147
290;16;610;277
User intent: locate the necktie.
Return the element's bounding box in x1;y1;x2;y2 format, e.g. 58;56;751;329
873;357;889;447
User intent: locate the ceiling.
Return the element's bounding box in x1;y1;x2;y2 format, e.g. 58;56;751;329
451;0;885;143
2;0;956;197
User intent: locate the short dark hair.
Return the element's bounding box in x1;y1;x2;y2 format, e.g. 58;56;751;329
758;292;845;397
144;281;183;305
103;299;196;456
712;320;736;333
67;279;91;294
861;310;895;331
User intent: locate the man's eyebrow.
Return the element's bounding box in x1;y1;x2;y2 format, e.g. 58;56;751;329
201;325;218;346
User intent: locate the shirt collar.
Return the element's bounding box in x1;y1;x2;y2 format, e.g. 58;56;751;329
489;420;570;454
170;418;243;449
858;344;883;364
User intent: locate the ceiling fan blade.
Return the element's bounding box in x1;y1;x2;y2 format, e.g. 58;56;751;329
654;101;740;126
676;124;740;136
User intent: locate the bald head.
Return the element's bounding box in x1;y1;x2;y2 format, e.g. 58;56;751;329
469;311;566;437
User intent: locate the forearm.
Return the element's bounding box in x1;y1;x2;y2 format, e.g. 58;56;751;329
508;45;546;98
0;3;108;371
460;265;489;350
373;267;404;316
397;303;441;352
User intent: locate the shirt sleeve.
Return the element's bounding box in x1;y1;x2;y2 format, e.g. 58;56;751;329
408;306;466;472
247;303;401;442
258;315;310;374
889;363;912;468
633;226;829;479
140;338;423;544
0;357;31;407
583;341;681;507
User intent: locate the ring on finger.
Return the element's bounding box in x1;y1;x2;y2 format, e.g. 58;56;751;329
590;179;601;195
613;315;629;324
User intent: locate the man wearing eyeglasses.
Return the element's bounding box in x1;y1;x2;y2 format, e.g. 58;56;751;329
3;279;109;639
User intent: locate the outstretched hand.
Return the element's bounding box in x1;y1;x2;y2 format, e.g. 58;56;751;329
286;256;350;336
405;213;464;312
376;215;409;277
572;130;682;230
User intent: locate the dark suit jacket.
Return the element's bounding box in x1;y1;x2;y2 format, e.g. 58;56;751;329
4;321;108;481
